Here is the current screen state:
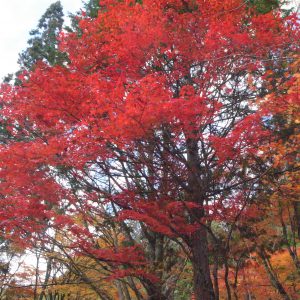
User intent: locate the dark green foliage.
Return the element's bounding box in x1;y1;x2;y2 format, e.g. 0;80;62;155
18;1;68;72
248;0;280;14
66;0;102;34
247;0;292;15
84;0;102;18
2;73;13;84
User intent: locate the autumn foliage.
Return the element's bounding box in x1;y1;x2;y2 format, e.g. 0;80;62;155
0;0;299;299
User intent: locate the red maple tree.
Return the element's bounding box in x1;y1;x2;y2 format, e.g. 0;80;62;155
0;1;299;299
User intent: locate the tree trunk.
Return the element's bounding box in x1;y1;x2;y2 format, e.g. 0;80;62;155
34;251;40;300
144;281;168;300
224;258;232;300
293;201;300;239
186;136;215;300
259;248;292;300
280;204;300;271
213;251;220;300
116;280;125;300
191;225;215;300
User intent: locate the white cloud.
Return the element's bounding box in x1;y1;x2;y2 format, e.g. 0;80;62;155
0;0;83;80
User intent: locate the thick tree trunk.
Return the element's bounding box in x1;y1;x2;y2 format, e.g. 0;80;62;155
186;136;215;300
191;225;215;300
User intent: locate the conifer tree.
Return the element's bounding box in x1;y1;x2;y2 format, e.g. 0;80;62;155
18;1;67;72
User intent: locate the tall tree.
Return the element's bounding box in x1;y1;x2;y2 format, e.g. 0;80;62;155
18;1;67;72
66;0;102;34
84;0;102;18
0;0;299;299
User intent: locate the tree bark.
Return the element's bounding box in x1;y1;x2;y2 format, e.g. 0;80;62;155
259;248;292;300
224;258;232;300
186;137;215;300
293;201;300;239
144;280;168;300
191;225;215;300
280;204;300;271
213;251;220;300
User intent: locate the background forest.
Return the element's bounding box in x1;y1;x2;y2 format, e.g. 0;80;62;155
0;0;300;299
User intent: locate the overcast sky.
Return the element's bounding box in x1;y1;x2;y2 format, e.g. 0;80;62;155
0;0;83;80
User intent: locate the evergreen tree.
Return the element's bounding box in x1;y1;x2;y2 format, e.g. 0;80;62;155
18;1;67;72
67;0;102;34
248;0;292;15
84;0;101;18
